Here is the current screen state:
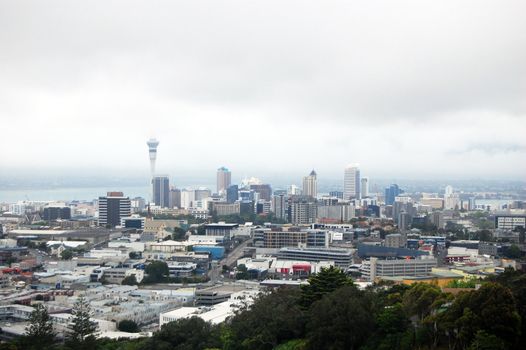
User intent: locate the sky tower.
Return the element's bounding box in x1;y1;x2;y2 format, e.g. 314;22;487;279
147;138;159;177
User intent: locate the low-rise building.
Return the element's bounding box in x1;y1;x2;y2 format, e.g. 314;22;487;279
159;290;258;327
102;268;144;284
276;247;352;269
360;257;438;281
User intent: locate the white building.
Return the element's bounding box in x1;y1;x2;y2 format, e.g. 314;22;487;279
159;290;258;327
360;257;438;281
302;170;317;198
344;164;360;200
360;177;369;198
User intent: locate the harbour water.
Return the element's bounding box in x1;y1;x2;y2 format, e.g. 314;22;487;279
0;186;150;203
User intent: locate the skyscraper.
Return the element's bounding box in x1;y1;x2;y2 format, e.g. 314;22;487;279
226;185;239;203
302;170;318;198
152;175;170;208
216;167;231;195
272;193;289;220
98;192;131;227
169;187;181;208
385;184;403;206
344;164;361;200
288;195;317;224
361;177;369;198
147;138;160;177
250;184;272;201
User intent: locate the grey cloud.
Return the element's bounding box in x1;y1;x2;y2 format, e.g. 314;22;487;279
448;143;526;155
0;0;525;179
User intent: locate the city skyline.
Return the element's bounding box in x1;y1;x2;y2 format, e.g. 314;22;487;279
1;1;525;180
1;2;525;349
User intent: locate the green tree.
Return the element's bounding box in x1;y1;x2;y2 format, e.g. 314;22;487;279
362;301;413;350
61;248;74;260
24;304;55;349
402;283;443;322
172;227;187;240
300;266;353;307
144;260;169;283
121;275;138;285
505;244;522;259
489;268;526;344
67;296;98;349
236;264;249;280
468;331;506;350
228;288;305;350
156;316;221;350
439;282;521;349
118;319;139;333
306;285;374;350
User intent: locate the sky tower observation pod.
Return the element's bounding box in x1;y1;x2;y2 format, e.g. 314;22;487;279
147;138;160;175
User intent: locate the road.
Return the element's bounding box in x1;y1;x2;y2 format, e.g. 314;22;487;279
208;238;253;283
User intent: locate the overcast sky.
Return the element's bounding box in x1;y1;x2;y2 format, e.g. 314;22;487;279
1;0;525;183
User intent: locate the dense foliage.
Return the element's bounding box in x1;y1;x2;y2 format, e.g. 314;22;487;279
3;268;526;350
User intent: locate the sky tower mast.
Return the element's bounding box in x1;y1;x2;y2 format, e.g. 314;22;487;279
147;138;159;177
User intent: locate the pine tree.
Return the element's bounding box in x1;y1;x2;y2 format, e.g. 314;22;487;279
300;266;354;307
67;296;98;348
24;304;55;349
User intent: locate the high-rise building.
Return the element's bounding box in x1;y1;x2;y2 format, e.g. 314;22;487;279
361;177;369;198
384;184;403;206
443;185;460;210
195;188;212;201
288;195;317;225
288;184;302;195
153;176;170;208
317;203;355;223
398;211;411;232
180;189;195;209
302;170;318;198
329;191;344;199
272;193;289;220
226;185;239;204
344;164;361;200
250;184;272;201
43;206;71;221
169;188;181;208
429;211;445;229
216;167;231;195
98;192;131;227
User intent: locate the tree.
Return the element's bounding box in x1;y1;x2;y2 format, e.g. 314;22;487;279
61;248;74;260
306;286;374;350
156;316;221;350
121;275;138;285
24;304;55;349
300;266;353;307
118;319;139;333
144;260;169;283
488;268;526;344
172;227;187;240
505;244;521;259
228;288;305;350
402;283;443;322
129;251;141;259
67;296;98;349
468;331;506;350
438;282;521;349
236;264;249;280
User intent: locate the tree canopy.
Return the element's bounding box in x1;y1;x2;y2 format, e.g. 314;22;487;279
23;304;55;349
144;260;169;283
